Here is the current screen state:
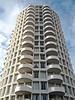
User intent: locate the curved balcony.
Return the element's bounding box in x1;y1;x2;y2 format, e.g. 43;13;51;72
24;20;35;27
21;47;33;55
44;25;54;32
44;30;55;37
43;10;51;15
22;41;34;48
43;17;53;23
47;64;61;74
45;36;56;43
46;56;59;64
46;48;58;56
43;13;52;19
48;75;63;83
24;25;35;32
27;9;35;15
43;6;50;12
15;86;32;95
17;74;32;82
26;13;35;19
27;6;35;11
23;30;34;36
18;64;33;72
20;55;33;64
48;87;65;96
25;16;35;22
23;35;34;42
44;21;53;27
45;41;56;49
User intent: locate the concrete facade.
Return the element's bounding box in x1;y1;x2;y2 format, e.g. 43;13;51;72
0;5;75;100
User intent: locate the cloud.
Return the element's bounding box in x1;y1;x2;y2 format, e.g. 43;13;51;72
0;33;6;45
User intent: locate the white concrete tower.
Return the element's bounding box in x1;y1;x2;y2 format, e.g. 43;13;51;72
0;5;75;100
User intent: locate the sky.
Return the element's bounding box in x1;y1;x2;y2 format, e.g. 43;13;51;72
0;0;75;73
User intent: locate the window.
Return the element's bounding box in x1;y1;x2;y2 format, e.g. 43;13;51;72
34;47;39;52
33;94;39;100
40;19;43;21
40;26;43;29
13;59;16;64
68;86;72;95
9;61;11;66
63;85;67;93
35;41;39;45
64;97;69;100
40;62;45;68
5;97;9;100
11;96;15;100
2;87;6;96
14;52;17;57
40;54;45;60
11;67;14;73
35;36;39;40
7;85;11;94
34;62;39;68
66;76;69;84
33;82;39;90
9;75;13;83
73;88;75;96
34;54;39;60
35;18;38;22
50;96;63;100
24;94;31;99
40;47;44;52
5;77;8;84
40;41;44;45
15;65;19;71
12;84;16;93
40;71;46;78
17;57;20;62
40;36;43;40
41;94;47;100
70;98;73;100
70;78;73;85
64;67;67;74
63;59;65;65
34;71;39;78
41;82;47;90
17;95;22;100
40;31;43;34
7;69;10;75
19;83;24;86
40;15;42;17
35;26;38;29
14;74;18;82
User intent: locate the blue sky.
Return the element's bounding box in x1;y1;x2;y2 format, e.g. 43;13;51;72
0;0;75;73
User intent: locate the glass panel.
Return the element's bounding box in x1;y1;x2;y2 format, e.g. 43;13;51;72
41;94;47;100
41;82;47;90
34;71;39;78
40;62;45;68
12;84;16;93
33;82;39;90
40;71;46;78
17;95;22;100
33;94;39;100
11;96;15;100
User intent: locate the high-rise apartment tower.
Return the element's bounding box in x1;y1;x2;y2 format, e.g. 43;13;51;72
0;5;75;100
